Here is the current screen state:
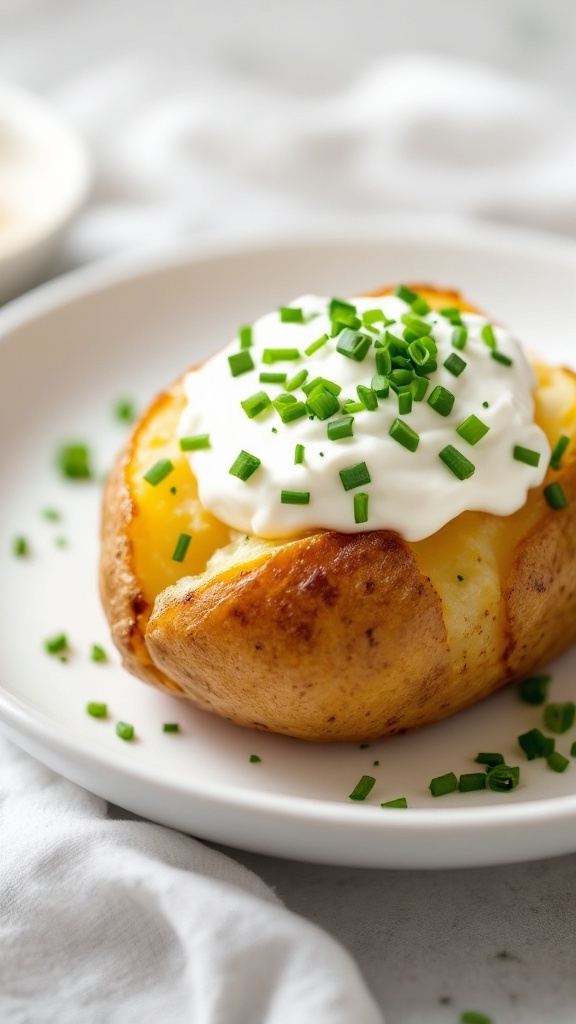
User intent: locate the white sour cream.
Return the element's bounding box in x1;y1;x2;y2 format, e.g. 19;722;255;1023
178;293;550;541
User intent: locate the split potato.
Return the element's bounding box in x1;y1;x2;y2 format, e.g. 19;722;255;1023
100;287;576;741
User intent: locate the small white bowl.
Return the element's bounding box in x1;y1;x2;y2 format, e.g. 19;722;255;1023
0;80;91;302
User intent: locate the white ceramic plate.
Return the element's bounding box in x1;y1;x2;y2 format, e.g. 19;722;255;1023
2;220;576;869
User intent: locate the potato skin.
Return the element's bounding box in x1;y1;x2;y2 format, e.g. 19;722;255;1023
100;286;576;741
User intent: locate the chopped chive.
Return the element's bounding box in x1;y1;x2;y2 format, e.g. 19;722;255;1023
513;445;541;467
280;401;308;423
550;435;570;471
240;392;271;418
302;376;342;397
180;434;211;450
57;443;92;480
440;307;463;326
456;415;490;446
475;752;504;767
285;369;309;391
394;284;418;304
114;398;136;424
486;765;520;792
304;333;329;357
91;644;107;663
444;352;467;377
342;400;365;414
371;374;390;398
339;462;371;491
388;368;414;388
13;536;28;557
116;721;134;741
439;445;475;480
281;489;310;505
375;348;392;376
519;673;550;705
329;298;356;319
42;508;62;521
262;348;300;363
389;418;419;452
401;314;433;338
229;450;261;481
354;492;369;524
249;754;261;763
491;350;513;367
482;401;489;408
44;633;68;655
327;416;354;441
279;306;304;323
544;482;568;510
428;385;455;417
87;702;107;718
571;741;576;757
407;338;430;367
306;387;339;420
458;773;487;792
294;443;305;464
548;752;570;773
331;310;361;332
349;775;376;801
411;376;429;402
143;459;174;486
411;296;430;315
381;797;408;808
518;728;554;760
481;324;497;349
544;702;575;734
172;532;192;562
163;723;180;733
429;772;457;797
259;372;287;384
228;350;255;376
398;390;412;415
238;324;253;348
451;325;468;350
336;328;371;362
362;308;393;326
460;1013;493;1024
357;385;378;411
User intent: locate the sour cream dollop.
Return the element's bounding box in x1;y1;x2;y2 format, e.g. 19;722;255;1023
178;292;550;541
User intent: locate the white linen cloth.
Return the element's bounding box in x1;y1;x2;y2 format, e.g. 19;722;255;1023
3;35;576;1023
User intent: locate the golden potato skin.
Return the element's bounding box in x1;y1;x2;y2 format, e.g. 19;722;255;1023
100;286;576;741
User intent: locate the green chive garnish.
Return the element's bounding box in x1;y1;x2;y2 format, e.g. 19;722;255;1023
339;462;371;491
58;443;92;480
394;284;418;304
428;385;455;417
114;398;136;424
460;1013;493;1024
302;377;342;396
451;326;468;350
180;434;211;450
363;308;392;326
439;445;475;480
544;702;575;734
411;296;430;315
329;298;356;319
371;374;390;398
491;350;513;367
411;376;429;402
144;459;174;486
375;348;392;375
401;314;433;338
163;723;180;733
456;415;490;446
285;369;309;391
475;752;504;767
44;633;68;655
13;536;28;557
116;721;134;741
260;372;287;384
388;368;414;388
249;754;262;763
458;773;487;792
306;387;339;420
349;775;376;801
229;451;261;482
172;533;192;562
550;435;570;471
444;352;467;377
486;765;519;792
42;508;62;521
91;644;107;663
294;443;305;464
544;482;568;510
429;772;458;797
397;390;412;415
440;307;463;326
357;385;378;411
239;325;253;348
281;490;310;505
336;329;371;362
481;324;497;349
327;416;354;441
547;752;569;773
513;445;540;467
389;418;419;452
519;673;550;705
354;492;369;524
518;728;554;760
381;797;408;808
279;401;308;423
228;350;254;376
304;334;329;356
572;742;576;758
342;401;365;414
240;392;271;419
262;348;300;363
87;702;107;718
280;306;304;323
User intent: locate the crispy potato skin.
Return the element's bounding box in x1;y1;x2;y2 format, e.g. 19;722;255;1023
100;286;576;741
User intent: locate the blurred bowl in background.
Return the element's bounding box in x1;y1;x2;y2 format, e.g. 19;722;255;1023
0;80;91;303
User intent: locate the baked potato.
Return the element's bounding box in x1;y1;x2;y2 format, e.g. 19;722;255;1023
100;286;576;742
